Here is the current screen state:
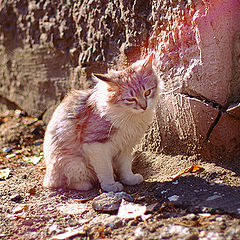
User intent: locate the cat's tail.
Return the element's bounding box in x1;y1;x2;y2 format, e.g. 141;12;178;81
43;160;64;189
43;155;97;191
63;158;96;191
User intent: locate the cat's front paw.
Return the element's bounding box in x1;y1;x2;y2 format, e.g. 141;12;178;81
121;173;143;186
101;181;124;192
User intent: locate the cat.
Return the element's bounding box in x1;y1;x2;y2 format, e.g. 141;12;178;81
43;53;159;192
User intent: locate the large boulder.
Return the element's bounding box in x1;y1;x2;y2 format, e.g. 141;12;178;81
0;0;240;160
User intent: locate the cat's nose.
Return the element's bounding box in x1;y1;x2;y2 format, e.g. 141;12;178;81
139;101;147;110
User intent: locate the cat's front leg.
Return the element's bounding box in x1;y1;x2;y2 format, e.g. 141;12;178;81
116;150;143;186
83;143;123;192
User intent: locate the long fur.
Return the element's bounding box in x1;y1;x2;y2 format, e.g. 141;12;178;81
43;54;159;192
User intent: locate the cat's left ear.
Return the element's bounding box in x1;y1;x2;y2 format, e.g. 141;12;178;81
142;53;154;74
92;73;116;87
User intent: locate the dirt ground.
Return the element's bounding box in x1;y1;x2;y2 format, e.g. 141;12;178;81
0;110;240;240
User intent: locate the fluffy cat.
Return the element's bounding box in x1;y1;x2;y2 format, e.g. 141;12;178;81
43;53;159;192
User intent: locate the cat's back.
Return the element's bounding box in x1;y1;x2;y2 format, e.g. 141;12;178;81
44;89;93;148
47;89;93;125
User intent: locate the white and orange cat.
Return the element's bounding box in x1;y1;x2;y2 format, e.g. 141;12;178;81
43;53;159;192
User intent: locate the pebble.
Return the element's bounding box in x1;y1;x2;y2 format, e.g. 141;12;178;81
48;224;60;234
10;194;22;202
90;214;123;229
168;195;179;202
215;216;224;222
2;147;12;153
22;219;33;226
146;202;161;213
184;213;198;221
172;180;179;185
33;141;43;146
134;227;144;237
92;192;133;212
167;225;190;235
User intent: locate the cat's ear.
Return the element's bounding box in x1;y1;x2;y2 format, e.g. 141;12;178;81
142;53;154;74
92;73;116;87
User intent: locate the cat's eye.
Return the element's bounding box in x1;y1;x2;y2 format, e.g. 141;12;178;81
126;97;137;102
144;89;151;97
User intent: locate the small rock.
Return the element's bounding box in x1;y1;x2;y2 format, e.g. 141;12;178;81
206;195;222;201
0;168;11;180
48;224;60;234
90;214;123;229
33;141;43;146
68;219;79;227
12;204;29;214
146;202;161;213
5;154;16;159
185;232;199;240
57;203;88;215
92;192;133;212
167;225;190;235
172;180;179;185
22;219;33;226
184;213;198;221
28;187;37;195
216;216;224;222
198;213;211;218
10;194;22;202
50;226;86;240
134;227;144;238
128;219;138;226
204;232;221;240
2;147;12;153
168;195;179;202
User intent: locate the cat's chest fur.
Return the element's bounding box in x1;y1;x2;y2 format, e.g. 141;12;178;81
109;110;154;150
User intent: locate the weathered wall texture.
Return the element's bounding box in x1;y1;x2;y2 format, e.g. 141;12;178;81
145;0;240;160
0;0;240;160
0;0;151;120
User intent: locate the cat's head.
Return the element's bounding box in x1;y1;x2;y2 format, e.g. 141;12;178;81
93;53;159;113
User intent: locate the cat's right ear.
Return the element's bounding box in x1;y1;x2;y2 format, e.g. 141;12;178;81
142;53;154;73
92;73;116;87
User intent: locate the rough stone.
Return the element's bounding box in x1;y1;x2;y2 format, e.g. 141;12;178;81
2;147;12;153
9;194;22;202
148;94;220;155
0;45;73;119
90;214;123;229
92;192;133;212
227;103;240;120
207;112;240;160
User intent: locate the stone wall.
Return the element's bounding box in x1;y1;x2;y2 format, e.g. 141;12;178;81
0;0;240;160
0;0;151;121
144;0;240;160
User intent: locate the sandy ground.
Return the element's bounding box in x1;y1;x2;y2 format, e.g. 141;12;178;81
0;110;240;240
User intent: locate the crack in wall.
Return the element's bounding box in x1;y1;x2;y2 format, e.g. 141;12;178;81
179;92;225;143
180;92;225;111
205;111;222;142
